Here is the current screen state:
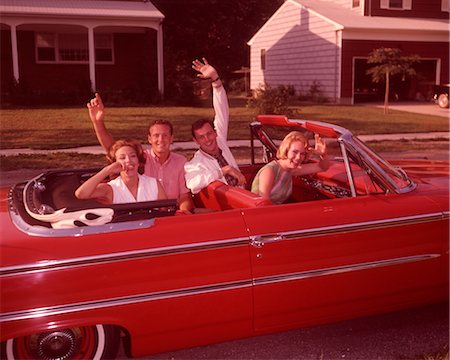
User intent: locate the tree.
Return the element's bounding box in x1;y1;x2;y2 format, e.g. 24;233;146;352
366;48;420;114
152;0;283;102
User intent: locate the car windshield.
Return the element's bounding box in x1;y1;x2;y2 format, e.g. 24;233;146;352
353;137;411;189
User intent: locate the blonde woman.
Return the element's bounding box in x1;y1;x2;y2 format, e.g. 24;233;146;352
251;131;329;204
75;139;166;204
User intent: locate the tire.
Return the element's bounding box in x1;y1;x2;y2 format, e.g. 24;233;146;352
437;93;449;108
1;324;120;360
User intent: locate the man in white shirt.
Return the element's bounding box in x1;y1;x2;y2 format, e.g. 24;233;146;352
184;58;246;194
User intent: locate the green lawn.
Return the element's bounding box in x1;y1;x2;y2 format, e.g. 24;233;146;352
0;102;448;149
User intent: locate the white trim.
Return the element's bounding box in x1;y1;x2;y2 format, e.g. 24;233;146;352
93;325;106;360
88;27;96;92
10;24;19;83
436;58;442;85
336;30;342;102
157;22;164;97
343;28;449;42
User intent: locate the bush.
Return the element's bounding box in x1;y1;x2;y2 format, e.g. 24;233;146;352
298;80;328;103
248;83;298;116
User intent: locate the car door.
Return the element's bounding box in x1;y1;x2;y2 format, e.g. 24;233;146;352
0;209;255;355
242;193;447;333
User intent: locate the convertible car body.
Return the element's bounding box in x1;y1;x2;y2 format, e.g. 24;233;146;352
1;116;448;359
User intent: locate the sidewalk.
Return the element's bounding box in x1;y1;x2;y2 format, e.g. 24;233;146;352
0;132;448;156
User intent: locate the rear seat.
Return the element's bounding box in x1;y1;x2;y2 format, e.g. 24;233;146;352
193;181;272;211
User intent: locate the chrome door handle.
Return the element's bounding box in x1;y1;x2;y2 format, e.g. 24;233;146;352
250;234;285;248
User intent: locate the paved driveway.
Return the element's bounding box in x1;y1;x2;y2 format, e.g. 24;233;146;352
368;101;449;118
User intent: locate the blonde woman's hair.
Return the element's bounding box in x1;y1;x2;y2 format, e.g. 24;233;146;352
276;131;308;160
107;139;146;174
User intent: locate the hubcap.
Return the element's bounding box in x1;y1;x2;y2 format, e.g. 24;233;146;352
31;329;81;360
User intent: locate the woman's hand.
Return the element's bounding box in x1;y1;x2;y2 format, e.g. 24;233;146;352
87;93;105;124
105;161;124;176
312;133;327;157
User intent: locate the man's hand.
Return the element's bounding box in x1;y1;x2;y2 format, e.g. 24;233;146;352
222;166;247;186
192;58;219;81
87;93;105;124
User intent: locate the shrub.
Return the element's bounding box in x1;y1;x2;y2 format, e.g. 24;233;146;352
248;83;298;116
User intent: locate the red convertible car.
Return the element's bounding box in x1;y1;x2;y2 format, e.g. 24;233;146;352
1;115;448;359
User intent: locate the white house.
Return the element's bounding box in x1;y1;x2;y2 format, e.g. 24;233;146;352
248;0;449;103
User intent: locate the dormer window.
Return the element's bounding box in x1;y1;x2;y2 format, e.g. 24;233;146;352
380;0;412;10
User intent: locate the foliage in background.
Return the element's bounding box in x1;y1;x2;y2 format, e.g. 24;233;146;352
297;81;328;103
248;83;298;116
151;0;283;103
367;48;420;114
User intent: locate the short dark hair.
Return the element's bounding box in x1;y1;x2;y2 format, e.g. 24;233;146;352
107;139;146;174
148;119;174;135
191;118;215;138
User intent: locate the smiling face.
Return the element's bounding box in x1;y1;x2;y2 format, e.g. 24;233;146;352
284;140;308;169
148;123;173;157
193;122;219;156
115;145;140;176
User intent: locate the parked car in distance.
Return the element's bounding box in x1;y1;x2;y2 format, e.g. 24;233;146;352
432;84;450;108
1;115;449;359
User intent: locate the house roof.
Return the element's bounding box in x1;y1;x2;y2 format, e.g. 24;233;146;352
290;0;448;31
0;0;164;21
249;0;449;44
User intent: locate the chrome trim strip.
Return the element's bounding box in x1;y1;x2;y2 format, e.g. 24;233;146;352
339;141;357;197
0;280;253;323
2;212;445;277
253;254;440;286
1;254;439;323
267;212;444;242
0;237;249;277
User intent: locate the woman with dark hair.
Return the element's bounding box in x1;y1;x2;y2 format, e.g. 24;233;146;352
75;139;166;204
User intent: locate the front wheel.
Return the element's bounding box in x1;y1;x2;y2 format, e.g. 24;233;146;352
2;325;120;360
437;93;449;108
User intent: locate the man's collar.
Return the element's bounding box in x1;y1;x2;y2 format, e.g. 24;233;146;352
199;147;221;160
150;148;171;163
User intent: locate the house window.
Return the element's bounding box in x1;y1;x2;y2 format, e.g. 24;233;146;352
35;32;113;63
58;33;88;61
95;34;113;62
352;0;360;8
261;49;266;70
442;0;450;12
36;33;56;61
380;0;412;9
389;0;403;8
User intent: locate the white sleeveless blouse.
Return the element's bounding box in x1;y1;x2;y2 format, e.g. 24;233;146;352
108;174;158;204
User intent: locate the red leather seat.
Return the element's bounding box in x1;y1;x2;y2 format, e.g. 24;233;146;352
193;181;272;211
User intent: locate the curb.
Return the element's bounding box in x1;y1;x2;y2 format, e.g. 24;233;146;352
0;133;448;156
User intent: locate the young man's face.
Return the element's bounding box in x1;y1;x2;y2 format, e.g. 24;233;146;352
148;124;173;155
193;123;219;155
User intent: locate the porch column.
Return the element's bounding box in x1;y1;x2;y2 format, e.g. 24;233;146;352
87;26;96;91
10;24;19;84
157;22;164;98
